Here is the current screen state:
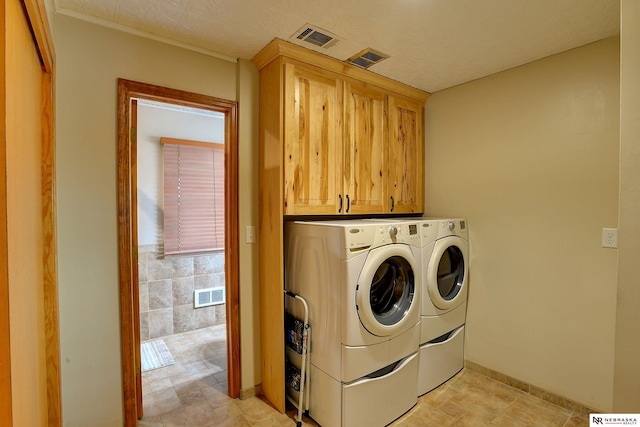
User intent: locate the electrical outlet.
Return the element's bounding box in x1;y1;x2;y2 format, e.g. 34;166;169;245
602;228;618;248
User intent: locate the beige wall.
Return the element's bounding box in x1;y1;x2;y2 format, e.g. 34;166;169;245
54;15;259;426
51;2;639;422
424;37;620;411
614;0;640;411
236;58;262;394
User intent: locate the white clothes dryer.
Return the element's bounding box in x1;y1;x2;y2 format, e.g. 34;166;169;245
284;220;421;427
415;218;469;395
419;219;468;331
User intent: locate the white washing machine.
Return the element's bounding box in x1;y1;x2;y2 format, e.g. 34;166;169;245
415;218;469;395
284;220;421;427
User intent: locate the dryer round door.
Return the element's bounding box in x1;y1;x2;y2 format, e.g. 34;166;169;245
427;236;468;310
356;244;418;337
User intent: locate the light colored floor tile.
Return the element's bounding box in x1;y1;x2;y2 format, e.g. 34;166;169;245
394;403;460;426
140;327;587;427
563;414;590;427
147;377;174;393
143;387;183;418
491;394;572;427
162;401;223;427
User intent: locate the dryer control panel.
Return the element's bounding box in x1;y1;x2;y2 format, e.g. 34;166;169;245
374;223;421;247
437;219;468;239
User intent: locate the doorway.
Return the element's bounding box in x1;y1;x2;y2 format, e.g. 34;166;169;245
117;79;240;425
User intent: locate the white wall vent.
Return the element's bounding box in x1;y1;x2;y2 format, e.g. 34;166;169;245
291;24;340;49
194;287;225;308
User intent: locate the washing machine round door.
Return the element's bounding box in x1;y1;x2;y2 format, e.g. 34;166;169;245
427;236;468;310
356;244;418;337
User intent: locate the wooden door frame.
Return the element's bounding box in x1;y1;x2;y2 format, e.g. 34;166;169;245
1;0;61;425
116;79;240;425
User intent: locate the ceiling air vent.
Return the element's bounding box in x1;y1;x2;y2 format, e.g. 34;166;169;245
346;48;389;69
291;24;340;49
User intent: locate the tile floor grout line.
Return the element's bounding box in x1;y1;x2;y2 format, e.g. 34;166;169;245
140;329;589;426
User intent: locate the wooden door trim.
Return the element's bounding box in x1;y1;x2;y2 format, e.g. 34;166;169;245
130;99;142;414
22;0;55;72
116;79;240;426
1;0;60;425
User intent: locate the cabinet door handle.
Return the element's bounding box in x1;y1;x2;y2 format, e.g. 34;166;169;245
346;194;350;213
390;196;395;212
338;194;343;213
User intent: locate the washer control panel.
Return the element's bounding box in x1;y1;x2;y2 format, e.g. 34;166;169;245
343;221;425;250
375;223;421;247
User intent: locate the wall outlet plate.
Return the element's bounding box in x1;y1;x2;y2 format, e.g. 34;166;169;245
602;228;618;248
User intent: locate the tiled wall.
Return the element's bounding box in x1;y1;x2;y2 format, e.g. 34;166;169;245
138;245;226;340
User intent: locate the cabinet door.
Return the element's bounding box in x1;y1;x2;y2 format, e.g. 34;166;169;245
388;96;424;213
283;63;343;215
343;82;387;214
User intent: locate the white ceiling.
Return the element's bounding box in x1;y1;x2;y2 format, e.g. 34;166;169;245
53;0;620;93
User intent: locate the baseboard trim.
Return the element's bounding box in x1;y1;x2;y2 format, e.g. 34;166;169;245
465;360;597;416
239;384;262;400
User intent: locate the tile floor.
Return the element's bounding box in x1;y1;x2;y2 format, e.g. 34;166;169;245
138;325;590;426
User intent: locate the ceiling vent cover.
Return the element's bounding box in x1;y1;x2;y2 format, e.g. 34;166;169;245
291;24;340;49
347;48;389;69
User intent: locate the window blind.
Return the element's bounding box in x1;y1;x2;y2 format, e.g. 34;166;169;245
161;138;224;255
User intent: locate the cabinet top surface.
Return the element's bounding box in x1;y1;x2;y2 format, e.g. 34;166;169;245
251;39;430;103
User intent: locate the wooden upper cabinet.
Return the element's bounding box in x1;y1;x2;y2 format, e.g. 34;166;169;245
253;39;429;216
388;96;424;213
283;62;343;215
343;81;387;214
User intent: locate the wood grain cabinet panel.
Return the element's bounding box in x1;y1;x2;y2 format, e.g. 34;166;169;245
388;96;424;214
283;63;343;215
343;81;387;214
